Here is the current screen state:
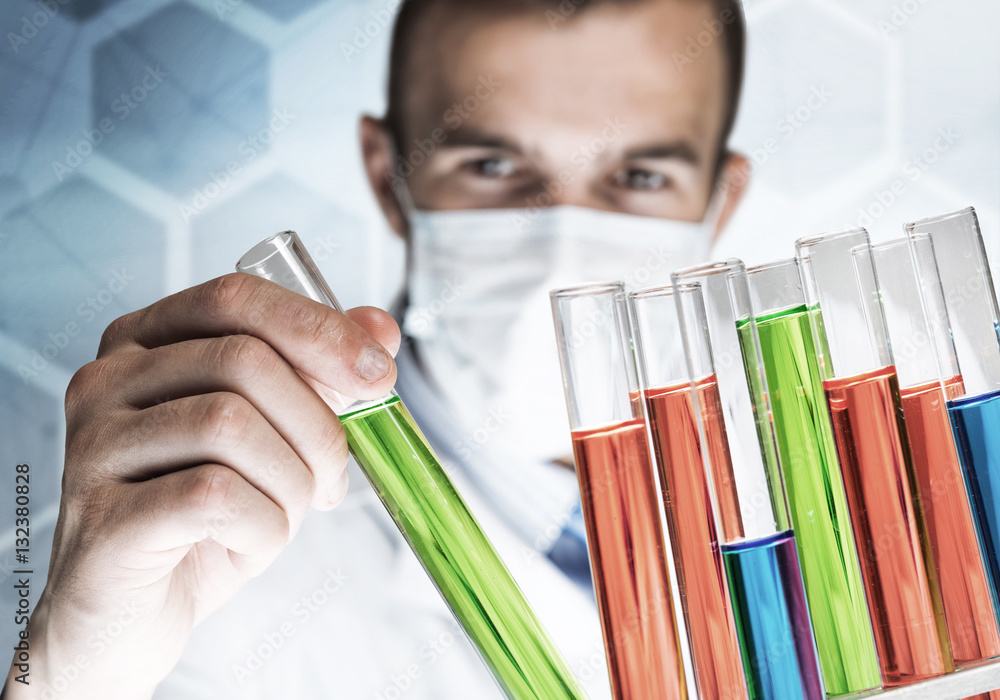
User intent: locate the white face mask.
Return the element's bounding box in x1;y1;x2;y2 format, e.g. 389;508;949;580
402;204;719;466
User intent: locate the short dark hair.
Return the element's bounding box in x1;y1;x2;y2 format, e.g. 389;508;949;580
384;0;746;169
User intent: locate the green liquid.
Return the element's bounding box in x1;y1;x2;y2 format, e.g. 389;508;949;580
340;395;587;700
738;306;882;696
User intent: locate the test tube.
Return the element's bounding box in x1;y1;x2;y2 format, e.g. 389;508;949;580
673;260;823;700
236;232;588;700
795;228;953;686
905;207;1000;620
733;259;881;696
862;235;1000;680
628;283;747;700
551;282;687;700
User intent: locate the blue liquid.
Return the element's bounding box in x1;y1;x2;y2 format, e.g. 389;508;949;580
722;530;823;700
948;388;1000;620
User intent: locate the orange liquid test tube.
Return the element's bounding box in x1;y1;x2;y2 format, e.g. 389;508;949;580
573;419;687;699
869;236;1000;699
629;284;748;700
799;229;954;687
553;283;687;700
644;378;747;700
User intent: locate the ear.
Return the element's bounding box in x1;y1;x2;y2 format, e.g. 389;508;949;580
711;152;751;243
360;115;408;240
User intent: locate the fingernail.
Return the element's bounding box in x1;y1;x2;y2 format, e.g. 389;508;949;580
358;346;392;382
328;469;350;507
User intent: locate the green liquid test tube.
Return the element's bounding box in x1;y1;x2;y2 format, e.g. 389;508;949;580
735;261;881;696
236;231;588;700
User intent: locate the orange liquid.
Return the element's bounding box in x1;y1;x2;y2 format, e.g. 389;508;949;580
572;418;687;700
825;366;954;686
645;377;747;700
902;377;1000;697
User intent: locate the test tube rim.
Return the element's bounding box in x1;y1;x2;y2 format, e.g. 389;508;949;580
795;226;869;251
869;236;924;254
903;205;976;233
745;257;797;275
236;230;297;272
628;281;702;302
550;280;624;299
672;257;745;282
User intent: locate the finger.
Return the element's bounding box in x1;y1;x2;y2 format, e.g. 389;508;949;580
107;335;351;509
127;463;290;578
346;306;402;357
107;393;315;537
97;274;397;401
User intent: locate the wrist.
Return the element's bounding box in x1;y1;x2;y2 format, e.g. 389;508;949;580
5;596;156;700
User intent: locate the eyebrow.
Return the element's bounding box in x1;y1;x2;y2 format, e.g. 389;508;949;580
437;126;523;153
623;141;701;167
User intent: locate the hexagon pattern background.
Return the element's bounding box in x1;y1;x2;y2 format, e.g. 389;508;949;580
0;0;998;690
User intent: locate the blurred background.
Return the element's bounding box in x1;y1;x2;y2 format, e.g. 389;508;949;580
1;0;998;662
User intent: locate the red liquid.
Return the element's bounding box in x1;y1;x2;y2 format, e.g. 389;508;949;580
645;377;747;700
825;366;954;686
572;418;687;700
902;378;1000;700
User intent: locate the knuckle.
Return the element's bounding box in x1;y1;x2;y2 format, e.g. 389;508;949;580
318;416;350;465
199;274;255;319
65;360;113;420
66;360;101;404
214;334;277;382
277;300;347;352
98;311;138;354
184;464;237;514
195;393;253;449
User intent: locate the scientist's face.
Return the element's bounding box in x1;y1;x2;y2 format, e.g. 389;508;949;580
362;0;748;235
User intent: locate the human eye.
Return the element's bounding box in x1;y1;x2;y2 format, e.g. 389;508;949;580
612;167;672;191
461;156;521;179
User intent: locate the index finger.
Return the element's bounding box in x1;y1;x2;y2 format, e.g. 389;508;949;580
98;273;398;402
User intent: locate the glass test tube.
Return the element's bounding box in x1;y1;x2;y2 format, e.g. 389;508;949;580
796;228;953;686
673;260;823;700
863;235;1000;681
733;259;880;696
628;283;748;700
905;207;1000;622
237;232;588;700
551;283;687;700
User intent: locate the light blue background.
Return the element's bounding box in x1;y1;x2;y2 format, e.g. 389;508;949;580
1;0;998;667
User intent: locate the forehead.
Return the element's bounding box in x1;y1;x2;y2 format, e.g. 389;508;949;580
404;0;729;155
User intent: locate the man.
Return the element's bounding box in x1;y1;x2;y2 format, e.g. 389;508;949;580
5;0;748;697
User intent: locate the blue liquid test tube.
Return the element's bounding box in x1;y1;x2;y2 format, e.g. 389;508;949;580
905;207;1000;624
673;260;823;700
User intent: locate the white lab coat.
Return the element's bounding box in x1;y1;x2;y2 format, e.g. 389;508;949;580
154;339;612;699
